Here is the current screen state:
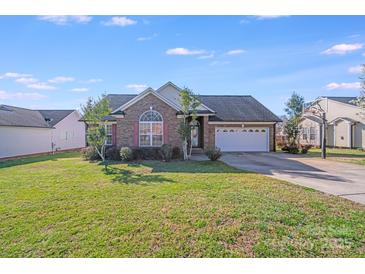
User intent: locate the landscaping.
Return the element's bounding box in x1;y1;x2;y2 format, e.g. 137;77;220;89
0;152;365;257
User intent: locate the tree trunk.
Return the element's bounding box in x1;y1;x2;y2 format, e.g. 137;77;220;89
182;138;188;160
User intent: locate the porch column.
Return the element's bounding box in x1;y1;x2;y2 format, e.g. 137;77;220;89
348;123;352;148
333;123;336;147
203;116;210;149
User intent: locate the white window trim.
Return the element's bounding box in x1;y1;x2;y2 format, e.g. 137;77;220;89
139;110;164;147
105;124;113;145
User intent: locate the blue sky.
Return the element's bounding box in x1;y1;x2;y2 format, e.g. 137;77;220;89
0;15;364;115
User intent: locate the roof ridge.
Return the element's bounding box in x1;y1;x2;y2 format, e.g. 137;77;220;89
0;104;38;111
107;93;138;96
198;95;252;97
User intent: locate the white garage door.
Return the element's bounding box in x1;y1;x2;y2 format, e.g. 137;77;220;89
215;127;269;152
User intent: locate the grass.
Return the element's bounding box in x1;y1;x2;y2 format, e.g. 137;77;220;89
306;148;365;165
0;152;365;257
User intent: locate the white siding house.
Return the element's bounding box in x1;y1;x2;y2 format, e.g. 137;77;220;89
300;97;365;149
0;105;86;159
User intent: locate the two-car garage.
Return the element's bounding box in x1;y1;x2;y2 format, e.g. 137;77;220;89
215;127;270;152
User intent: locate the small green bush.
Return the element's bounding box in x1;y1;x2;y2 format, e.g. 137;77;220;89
105;146;121;160
81;146;101;161
120;147;133;161
172;146;181;159
300;144;312;154
160;144;173;162
205;146;222;161
281;145;299;154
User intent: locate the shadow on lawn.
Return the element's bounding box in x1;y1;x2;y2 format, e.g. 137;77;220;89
104;165;175;185
0;152;79;169
132;160;245;174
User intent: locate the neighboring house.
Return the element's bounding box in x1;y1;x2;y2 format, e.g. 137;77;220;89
299;96;365;148
102;82;281;152
0;105;85;159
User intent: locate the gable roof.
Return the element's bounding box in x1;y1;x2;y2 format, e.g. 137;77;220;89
321;96;357;106
198;95;281;122
0;105;77;128
38;110;74;127
111;87;184;114
0;105;50;128
106;94;137;111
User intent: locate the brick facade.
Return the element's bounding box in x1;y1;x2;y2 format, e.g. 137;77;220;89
115;94;275;151
116;93;182;148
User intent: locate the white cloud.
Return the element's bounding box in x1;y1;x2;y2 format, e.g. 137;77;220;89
0;90;46;100
27;82;57;90
48;76;75;83
348;65;363;74
15;77;38;84
38;16;92;25
137;33;158;42
102;16;137;27
166;48;206;56
71;87;89;92
255;15;289;20
226;49;246;56
126;84;148;92
0;72;32;79
198;53;215;59
322;43;363;55
325;82;361;90
362;53;365;57
82;78;103;84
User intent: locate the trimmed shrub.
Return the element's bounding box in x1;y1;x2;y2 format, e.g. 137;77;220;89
281;145;299;154
172;146;181;159
120;147;133;161
131;148;162;160
105;146;121;161
160;144;172;162
300;144;312;154
205;146;222;161
81;146;101;161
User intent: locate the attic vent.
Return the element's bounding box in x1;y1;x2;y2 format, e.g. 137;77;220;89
0;105;13;112
45;118;53;123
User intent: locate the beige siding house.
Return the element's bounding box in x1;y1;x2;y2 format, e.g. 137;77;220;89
299;97;365;149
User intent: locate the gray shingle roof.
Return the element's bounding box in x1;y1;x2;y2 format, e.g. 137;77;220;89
105;94;281;122
38;110;74;127
0;105;50;128
106;94;137;111
198;95;281;122
323;96;357;106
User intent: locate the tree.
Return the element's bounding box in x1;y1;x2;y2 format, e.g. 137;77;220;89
284;92;304;146
81;95;111;165
178;88;200;160
352;64;365;118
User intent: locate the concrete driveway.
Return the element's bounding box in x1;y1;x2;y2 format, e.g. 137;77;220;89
221;152;365;205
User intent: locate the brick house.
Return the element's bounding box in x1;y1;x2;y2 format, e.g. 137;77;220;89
103;82;281;152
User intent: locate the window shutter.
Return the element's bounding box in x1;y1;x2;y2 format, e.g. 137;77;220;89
134;122;139;147
112;124;117;145
163;123;169;144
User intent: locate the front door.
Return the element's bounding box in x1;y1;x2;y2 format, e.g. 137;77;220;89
190;121;200;148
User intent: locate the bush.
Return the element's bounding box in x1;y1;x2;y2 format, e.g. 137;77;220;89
300;144;312;154
105;146;121;161
120;147;133;161
172;146;181;159
160;144;172;162
205;146;222;161
131;147;162;160
81;146;101;161
281;145;299;154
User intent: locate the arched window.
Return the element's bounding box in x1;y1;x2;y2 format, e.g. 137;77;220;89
139;110;163;147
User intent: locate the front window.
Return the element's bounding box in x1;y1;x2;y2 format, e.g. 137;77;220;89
105;124;112;145
309;127;316;140
139;110;163;147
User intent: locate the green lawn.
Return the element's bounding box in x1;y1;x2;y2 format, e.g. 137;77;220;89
307;148;365;165
1;152;365;257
